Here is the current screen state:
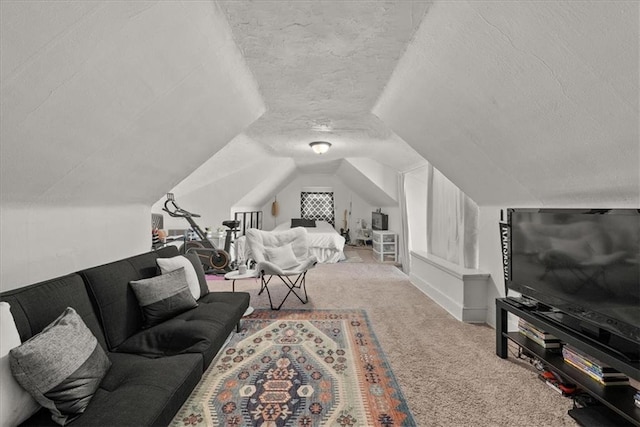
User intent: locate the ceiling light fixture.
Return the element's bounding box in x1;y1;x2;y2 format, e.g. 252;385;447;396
309;141;332;154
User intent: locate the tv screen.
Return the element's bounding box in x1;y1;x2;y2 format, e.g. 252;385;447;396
372;212;388;231
507;208;640;359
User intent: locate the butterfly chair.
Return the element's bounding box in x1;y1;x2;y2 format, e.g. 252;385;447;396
245;227;318;310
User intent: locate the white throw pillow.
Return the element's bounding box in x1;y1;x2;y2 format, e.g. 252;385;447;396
157;256;201;300
264;243;299;269
0;302;41;426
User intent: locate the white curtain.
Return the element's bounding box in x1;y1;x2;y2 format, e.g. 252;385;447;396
462;194;479;269
427;166;478;269
397;173;411;273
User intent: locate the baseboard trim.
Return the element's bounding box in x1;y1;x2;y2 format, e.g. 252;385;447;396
409;251;490;323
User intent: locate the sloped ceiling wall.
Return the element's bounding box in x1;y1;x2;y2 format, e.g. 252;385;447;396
374;1;639;207
167;135;274;198
4;0;637;291
0;1;265;289
1;1;265;205
336;158;398;207
4;1;636;212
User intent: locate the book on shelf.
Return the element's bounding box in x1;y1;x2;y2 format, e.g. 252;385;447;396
562;346;625;375
520;330;562;348
518;318;562;348
564;358;629;385
562;346;629;386
518;318;559;339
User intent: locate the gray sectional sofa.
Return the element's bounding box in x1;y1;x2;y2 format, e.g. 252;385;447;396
0;246;250;426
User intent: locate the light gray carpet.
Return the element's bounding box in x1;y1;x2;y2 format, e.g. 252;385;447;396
342;249;363;263
209;247;578;426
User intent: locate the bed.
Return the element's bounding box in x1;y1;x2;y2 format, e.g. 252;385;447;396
272;220;346;263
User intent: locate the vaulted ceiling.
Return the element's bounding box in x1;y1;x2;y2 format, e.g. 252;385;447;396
217;0;429;173
1;1;638;209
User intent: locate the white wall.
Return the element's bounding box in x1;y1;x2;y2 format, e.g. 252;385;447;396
1;203;150;291
259;174;378;234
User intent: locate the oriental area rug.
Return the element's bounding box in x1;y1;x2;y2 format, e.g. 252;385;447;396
170;309;415;426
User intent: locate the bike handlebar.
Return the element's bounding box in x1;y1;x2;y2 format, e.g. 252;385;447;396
162;197;201;218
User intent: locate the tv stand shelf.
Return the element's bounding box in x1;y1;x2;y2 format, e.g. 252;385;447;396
496;298;640;426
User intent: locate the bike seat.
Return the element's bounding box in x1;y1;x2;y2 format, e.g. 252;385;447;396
222;220;240;229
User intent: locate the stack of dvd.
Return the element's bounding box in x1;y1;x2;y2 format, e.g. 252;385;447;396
518;318;562;348
562;345;630;386
634;389;640;408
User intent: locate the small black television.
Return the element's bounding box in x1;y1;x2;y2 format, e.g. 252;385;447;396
506;208;640;362
372;212;388;231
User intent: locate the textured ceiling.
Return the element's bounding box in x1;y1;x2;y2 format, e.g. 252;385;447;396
0;1;264;205
376;1;639;206
218;1;430;172
2;0;637;211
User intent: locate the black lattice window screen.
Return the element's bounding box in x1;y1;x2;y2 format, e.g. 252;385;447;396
301;192;335;226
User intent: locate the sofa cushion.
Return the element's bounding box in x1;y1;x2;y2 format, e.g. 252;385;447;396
156;255;201;300
0;274;107;350
0;302;40;426
116;292;250;369
9;308;111;426
80;247;179;350
130;268;198;329
20;352;202;427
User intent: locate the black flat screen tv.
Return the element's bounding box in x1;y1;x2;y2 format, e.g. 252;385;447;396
507;208;640;362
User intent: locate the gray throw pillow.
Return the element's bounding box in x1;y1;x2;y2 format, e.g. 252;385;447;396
9;307;111;426
130;267;198;328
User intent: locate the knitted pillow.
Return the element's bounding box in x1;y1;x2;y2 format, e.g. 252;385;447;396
130;268;198;328
9;307;111;426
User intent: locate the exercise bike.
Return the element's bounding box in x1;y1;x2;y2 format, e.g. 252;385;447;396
162;193;240;274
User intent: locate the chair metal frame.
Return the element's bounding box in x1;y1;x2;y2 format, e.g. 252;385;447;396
245;227;317;311
258;271;309;310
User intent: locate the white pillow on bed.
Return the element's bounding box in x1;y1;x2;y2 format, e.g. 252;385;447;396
265;243;299;269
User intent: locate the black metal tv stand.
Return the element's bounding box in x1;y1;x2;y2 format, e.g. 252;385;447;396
496;298;640;426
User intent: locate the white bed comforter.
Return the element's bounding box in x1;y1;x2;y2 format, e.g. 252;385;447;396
274;221;345;251
269;221;345;263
